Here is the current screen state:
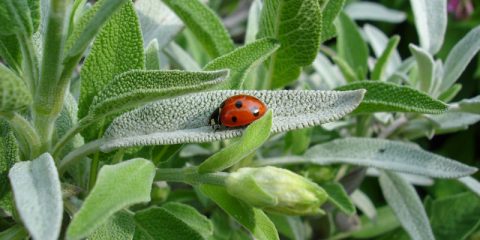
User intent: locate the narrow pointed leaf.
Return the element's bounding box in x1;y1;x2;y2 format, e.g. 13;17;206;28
428;111;480;133
410;0;446;54
135;0;183;48
351;190;376;220
89;211;136;240
438;84;462;102
337;81;448;114
101;90;364;151
335;12;369;79
345;2;406;23
320;0;346;42
322;182;356;215
200;184;279;240
0;0;33;35
8;153;62;240
66;159;155;240
258;0;323;88
372;36;400;81
301;138;477;178
204;38;280;89
199;110;272;173
145;39;161;70
88;69;229;119
0;64;32;112
379;170;434;240
455;95;480;114
364;24;402;76
409;44;434;93
458;176;480;197
245;0;262;44
441;26;480;92
162;0;234;58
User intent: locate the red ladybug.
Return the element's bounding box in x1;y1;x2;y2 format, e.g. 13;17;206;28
209;94;267;129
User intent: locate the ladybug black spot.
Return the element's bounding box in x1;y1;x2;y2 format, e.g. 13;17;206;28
232;116;237;122
235;101;243;109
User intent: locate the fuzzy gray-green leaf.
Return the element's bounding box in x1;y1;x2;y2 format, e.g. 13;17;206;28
66;159;155;240
8;153;63;240
204;38;280;89
162;0;234;58
101;90;364;151
410;0;447;54
0;0;33;35
0;64;32;112
89;69;228;119
89;211;135;240
455;96;480;114
409;44;434;93
302;138;477;178
145;39;161;70
379;170;434;240
336;81;448;114
258;0;323;88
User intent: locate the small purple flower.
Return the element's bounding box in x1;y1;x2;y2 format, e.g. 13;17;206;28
448;0;475;20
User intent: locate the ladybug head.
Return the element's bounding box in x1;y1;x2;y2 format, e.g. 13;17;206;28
209;107;221;129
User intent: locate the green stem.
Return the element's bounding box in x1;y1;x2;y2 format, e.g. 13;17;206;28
155;167;228;186
16;34;38;93
1;113;41;158
33;0;69;153
59;139;104;174
88;151;100;191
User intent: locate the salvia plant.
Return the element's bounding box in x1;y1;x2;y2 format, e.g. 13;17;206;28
0;0;479;239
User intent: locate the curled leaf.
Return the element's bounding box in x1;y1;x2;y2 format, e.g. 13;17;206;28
101;90;365;151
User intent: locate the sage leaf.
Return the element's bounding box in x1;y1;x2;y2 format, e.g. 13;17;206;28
458;176;480;197
204;38;280;89
258;0;323;88
351;190;376;220
456;96;480;114
441;26;480;92
372;35;400;81
267;214;307;240
322;182;356;215
409;44;434;93
0;0;33;35
337;81;448;114
364;24;402;76
198;110;272;173
8;153;63;240
438;84;462;102
200;184;279;240
245;0;262;44
101;90;365;151
162;202;213;239
428;111;480;133
430;192;480;240
0;64;32;112
135;0;183;49
0;121;19;197
88;69;229;119
65;0;129;58
0;225;28;240
409;0;447;54
162;0;234;58
66;159;155;240
134;207;205;240
320;0;346;42
0;35;22;73
164;42;202;71
351;206;400;238
335;12;369;80
301;138;477;178
145;39;161;70
379;170;434;240
27;0;40;33
90;211;135;240
55;93;84;158
345;2;406;23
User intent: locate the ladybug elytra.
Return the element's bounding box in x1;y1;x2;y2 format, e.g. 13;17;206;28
209;94;267;129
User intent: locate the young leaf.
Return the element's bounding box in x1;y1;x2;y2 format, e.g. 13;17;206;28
438;84;462;103
409;44;434;93
429;192;480;240
204;38;280;89
409;0;447;54
145;39;161;70
135;0;183;49
88;69;229;119
379;170;435;240
198;110;272;173
8;153;63;240
101;90;365;151
0;64;32;112
291;138;477;178
0;0;33;35
0;121;19;197
335;12;369;80
200;184;279;240
441;26;480;92
372;36;400;81
364;24;402;77
458;176;480;197
428;111;480;133
320;0;346;42
345;2;406;23
54;93;84;158
135;207;205;240
245;0;262;44
453;95;480;114
162;202;213;239
66;159;155;240
337;81;448;114
89;211;136;240
351;190;376;220
162;0;234;58
322;182;356;215
258;0;323;88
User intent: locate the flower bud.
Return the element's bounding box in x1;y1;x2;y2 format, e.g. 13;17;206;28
226;166;328;215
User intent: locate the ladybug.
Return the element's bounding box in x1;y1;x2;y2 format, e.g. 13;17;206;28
209;94;267;129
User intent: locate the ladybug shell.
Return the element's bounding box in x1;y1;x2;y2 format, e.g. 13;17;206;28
211;95;267;128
